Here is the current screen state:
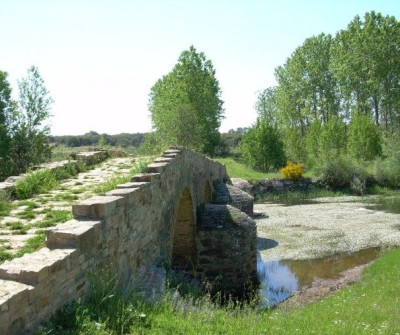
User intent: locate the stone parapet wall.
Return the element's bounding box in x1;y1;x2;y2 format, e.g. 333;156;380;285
0;147;227;334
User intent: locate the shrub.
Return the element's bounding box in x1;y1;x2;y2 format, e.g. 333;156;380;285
317;155;368;194
13;169;58;199
375;133;400;188
280;161;304;180
239;118;286;172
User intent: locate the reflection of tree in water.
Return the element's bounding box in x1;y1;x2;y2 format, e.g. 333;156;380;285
282;247;381;287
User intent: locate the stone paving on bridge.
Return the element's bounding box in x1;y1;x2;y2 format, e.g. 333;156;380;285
0;157;139;259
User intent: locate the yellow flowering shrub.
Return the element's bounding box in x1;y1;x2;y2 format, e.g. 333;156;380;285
280;161;304;180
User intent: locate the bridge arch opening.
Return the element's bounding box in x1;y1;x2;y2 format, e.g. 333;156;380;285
204;181;212;203
171;188;197;269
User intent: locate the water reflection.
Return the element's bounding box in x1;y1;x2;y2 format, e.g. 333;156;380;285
258;247;381;307
367;196;400;214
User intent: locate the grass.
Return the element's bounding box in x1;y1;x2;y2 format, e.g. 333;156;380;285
5;221;29;234
13;231;46;259
35;209;72;228
39;247;400;334
92;159;149;194
214;157;280;180
0;191;15;218
13;169;59;199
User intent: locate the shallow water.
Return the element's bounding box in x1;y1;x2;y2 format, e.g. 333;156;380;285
367;196;400;214
258;247;381;307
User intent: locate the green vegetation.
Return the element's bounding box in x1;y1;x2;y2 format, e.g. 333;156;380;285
40;247;400;334
35;210;72;228
13;169;59;199
49;132;145;151
214;157;281;180
14;231;46;258
239;118;285;172
149;45;224;156
13;162;87;200
92;159;149;194
0;191;14;218
0;66;53;181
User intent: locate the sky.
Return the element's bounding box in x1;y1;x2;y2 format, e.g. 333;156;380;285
2;0;400;136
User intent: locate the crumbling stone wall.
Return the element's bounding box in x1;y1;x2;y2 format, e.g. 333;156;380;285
0;147;227;334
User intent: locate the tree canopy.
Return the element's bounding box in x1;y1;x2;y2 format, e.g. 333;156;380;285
0;66;53;180
254;11;400;164
149;46;224;156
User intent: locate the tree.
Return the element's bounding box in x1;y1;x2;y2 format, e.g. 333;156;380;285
0;71;14;179
149;46;224;156
348;112;382;161
255;87;278;125
239;119;286;172
10;66;53;172
332;12;400;129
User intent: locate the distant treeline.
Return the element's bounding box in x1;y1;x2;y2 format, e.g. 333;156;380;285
49;131;146;148
49;129;248;153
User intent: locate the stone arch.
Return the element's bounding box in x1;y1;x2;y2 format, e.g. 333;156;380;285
171;187;197;269
204;180;212;203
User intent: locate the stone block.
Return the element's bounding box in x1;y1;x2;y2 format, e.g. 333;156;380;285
116;182;144;189
131;173;160;182
35;295;50;313
154;157;174;163
46;219;101;251
146;162;169;173
0;248;75;285
104;187;141;207
72;195;121;219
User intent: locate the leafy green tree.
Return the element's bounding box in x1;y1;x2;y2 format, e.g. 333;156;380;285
348;112;382;161
239;118;286;172
255;87;278;125
318;116;347;158
0;71;15;179
149;46;224;156
332;12;400;129
10;66;53;172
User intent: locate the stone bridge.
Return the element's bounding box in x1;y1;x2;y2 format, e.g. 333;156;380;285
0;147;257;334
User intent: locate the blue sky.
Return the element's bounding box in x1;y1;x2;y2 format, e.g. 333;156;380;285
2;0;400;135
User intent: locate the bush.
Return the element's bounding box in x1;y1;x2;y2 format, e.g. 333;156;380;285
375;159;400;188
14;169;58;199
375;133;400;188
239;118;286;172
280;161;304;180
317;155;368;194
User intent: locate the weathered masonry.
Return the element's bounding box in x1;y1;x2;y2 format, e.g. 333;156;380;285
0;147;257;334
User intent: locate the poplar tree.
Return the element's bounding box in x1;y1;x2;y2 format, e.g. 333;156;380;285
149;46;224;156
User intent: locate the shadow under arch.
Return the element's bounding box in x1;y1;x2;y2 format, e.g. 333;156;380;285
171;187;197;269
204;180;212;203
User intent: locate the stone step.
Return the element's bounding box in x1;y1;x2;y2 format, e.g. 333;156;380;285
46;219;101;251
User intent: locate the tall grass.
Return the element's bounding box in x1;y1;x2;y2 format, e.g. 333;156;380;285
13;162;88;200
13;169;59;199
